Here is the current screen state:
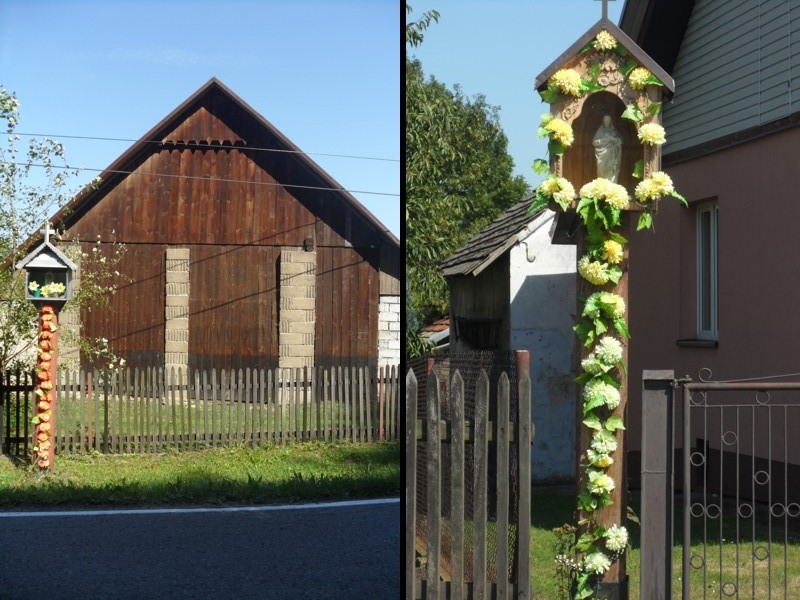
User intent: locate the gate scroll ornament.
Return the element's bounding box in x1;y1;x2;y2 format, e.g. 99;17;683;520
531;16;684;599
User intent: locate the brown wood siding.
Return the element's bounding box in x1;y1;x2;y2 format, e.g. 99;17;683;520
80;244;166;367
61;86;389;368
189;245;279;371
315;247;378;368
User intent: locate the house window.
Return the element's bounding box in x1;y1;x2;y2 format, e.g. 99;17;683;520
696;202;718;340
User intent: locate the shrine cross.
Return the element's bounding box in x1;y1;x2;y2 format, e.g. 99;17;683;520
595;0;615;20
41;223;55;244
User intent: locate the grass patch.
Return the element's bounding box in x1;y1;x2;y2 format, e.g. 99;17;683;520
529;490;800;599
0;441;400;507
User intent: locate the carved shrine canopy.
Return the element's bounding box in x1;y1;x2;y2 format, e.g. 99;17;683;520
534;18;674;213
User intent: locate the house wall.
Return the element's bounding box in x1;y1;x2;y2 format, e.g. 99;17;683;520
664;0;800;154
628;125;800;470
509;211;578;484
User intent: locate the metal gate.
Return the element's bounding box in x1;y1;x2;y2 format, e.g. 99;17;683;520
641;371;800;599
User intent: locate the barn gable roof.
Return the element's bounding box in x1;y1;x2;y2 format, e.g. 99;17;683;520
440;196;549;277
37;77;399;249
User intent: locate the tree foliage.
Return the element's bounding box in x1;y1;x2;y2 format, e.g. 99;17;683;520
0;86;127;371
406;12;529;342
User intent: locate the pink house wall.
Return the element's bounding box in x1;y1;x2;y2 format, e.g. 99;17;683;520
627;125;800;463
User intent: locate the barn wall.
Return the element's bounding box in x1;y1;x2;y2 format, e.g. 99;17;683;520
66;89;386;370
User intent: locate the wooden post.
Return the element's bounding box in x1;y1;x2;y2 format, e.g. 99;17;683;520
575;219;630;598
640;370;675;600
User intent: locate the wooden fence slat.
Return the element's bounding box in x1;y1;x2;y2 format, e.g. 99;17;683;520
108;371;116;454
265;369;272;444
516;356;532;600
202;370;210;446
496;373;510;600
93;369;101;452
405;369;418;600
473;369;490;600
194;369;201;449
211;369;218;448
365;367;372;443
450;370;466;599
426;371;441;600
293;368;300;442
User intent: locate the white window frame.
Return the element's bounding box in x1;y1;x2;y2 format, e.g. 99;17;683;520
696;202;719;340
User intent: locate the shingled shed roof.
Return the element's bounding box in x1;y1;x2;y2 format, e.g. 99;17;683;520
440;196;548;277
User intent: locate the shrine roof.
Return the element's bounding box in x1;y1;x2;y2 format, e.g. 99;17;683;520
440;196;548;278
534;17;674;96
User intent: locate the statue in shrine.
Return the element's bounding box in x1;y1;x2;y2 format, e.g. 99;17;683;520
593;114;622;182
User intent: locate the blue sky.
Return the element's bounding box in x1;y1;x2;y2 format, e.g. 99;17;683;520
0;0;400;237
409;0;624;194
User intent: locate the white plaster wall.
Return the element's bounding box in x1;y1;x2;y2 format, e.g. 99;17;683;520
509;210;577;484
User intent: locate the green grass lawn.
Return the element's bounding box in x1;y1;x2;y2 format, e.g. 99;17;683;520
530;491;800;599
0;441;400;507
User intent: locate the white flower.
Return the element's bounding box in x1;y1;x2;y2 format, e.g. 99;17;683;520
583;379;621;410
605;525;628;552
591;430;618;454
594;336;623;365
582;551;612;575
588;470;615;494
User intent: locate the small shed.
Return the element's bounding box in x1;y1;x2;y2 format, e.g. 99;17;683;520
441;198;577;483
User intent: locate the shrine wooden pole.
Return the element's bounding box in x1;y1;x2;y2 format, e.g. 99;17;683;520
33;304;59;470
575;216;630;598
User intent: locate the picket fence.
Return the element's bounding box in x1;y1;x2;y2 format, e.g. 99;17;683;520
406;353;533;600
1;365;399;457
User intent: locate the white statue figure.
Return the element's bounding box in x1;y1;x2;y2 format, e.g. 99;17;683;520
593;114;622;182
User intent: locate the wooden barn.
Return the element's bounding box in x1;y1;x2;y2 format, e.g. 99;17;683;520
37;77;400;372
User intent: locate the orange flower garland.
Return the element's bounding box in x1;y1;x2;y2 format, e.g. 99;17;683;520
32;305;57;471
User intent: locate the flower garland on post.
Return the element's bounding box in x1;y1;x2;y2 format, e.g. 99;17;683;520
32;305;58;472
530;30;686;599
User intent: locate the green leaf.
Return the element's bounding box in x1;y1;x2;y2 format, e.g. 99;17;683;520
637;212;653;231
609;231;628;245
532;158;550;175
614;318;631;339
593;318;608;335
632;159;644;179
578;41;593;54
604;415;626;431
621;103;644;123
587;63;601;81
627;505;641;525
613;45;629;57
645;74;664;87
607;266;623;285
539;87;559;104
622;59;638;77
548;139;566;157
672;190;688;206
647;101;663;116
527;193;549;215
584;395;606;415
31;415;40;425
583;416;602;430
536;126;549;139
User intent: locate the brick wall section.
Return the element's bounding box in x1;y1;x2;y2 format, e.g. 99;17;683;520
165;248;189;376
378;294;400;367
279;250;316;369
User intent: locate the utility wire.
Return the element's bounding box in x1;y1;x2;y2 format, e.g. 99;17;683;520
10;131;400;163
6;161;400;197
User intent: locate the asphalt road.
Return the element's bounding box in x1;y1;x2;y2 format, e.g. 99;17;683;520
0;499;399;600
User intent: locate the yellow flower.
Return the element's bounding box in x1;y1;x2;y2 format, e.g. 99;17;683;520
635;171;674;202
629;67;654;90
544;118;574;147
539;177;576;209
580;178;629;210
602;240;624;265
578;255;610;286
549;69;582;96
593;30;617;51
638;123;666;145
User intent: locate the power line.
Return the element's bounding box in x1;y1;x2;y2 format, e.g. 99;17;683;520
6;161;400;197
10;131;400;163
